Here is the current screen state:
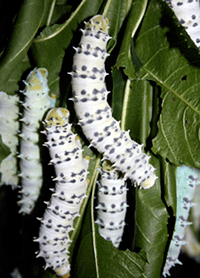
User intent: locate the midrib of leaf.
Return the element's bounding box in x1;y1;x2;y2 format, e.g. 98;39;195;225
121;79;131;129
46;0;56;27
34;0;87;42
91;157;101;278
70;156;100;243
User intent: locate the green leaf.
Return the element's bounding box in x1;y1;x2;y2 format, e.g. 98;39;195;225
39;0;56;28
132;0;200;168
115;0;148;78
111;67;127;121
102;0;132;52
31;0;105;100
160;158;177;213
133;155;169;278
0;0;45;92
72;198;147;278
3;55;31;94
112;70;153;145
0;135;10;164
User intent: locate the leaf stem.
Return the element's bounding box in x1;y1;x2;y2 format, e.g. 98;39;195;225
46;0;56;27
121;78;131;129
91;156;101;278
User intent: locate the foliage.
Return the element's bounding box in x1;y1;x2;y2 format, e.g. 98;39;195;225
0;0;199;277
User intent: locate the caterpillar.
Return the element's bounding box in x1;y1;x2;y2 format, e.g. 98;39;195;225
35;108;90;277
163;165;200;277
163;0;200;49
18;68;56;215
182;183;200;261
0;91;19;188
95;162;127;248
70;15;157;189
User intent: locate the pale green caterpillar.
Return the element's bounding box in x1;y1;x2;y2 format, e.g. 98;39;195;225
0;91;19;188
18;68;56;214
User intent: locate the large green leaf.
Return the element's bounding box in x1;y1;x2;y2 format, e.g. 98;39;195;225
133;157;168;278
131;0;200;168
0;0;45;93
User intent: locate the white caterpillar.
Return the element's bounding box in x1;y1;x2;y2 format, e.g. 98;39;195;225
164;0;200;49
70;15;157;189
96;162;127;248
0;92;19;188
163;165;200;277
18;68;56;214
35;108;90;277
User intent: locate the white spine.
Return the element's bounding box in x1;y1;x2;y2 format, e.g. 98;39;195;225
0;92;19;188
18;68;55;214
71;15;157;189
35;108;89;277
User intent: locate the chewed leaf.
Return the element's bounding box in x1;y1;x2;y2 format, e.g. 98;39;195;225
132;0;200;168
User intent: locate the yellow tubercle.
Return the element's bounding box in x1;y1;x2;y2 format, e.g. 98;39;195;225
140;174;157;189
50;93;57;100
62;272;70;278
75;135;81;141
86;15;109;34
86;178;90;184
26;68;48;91
45;108;70;127
84;155;90;162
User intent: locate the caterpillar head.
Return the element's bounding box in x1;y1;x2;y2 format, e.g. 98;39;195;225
85;15;109;34
26;68;49;92
45;108;70;127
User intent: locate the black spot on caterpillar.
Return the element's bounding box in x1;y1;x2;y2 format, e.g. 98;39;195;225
96;162;127;248
18;68;56;214
70;15;157;189
35;108;90;277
